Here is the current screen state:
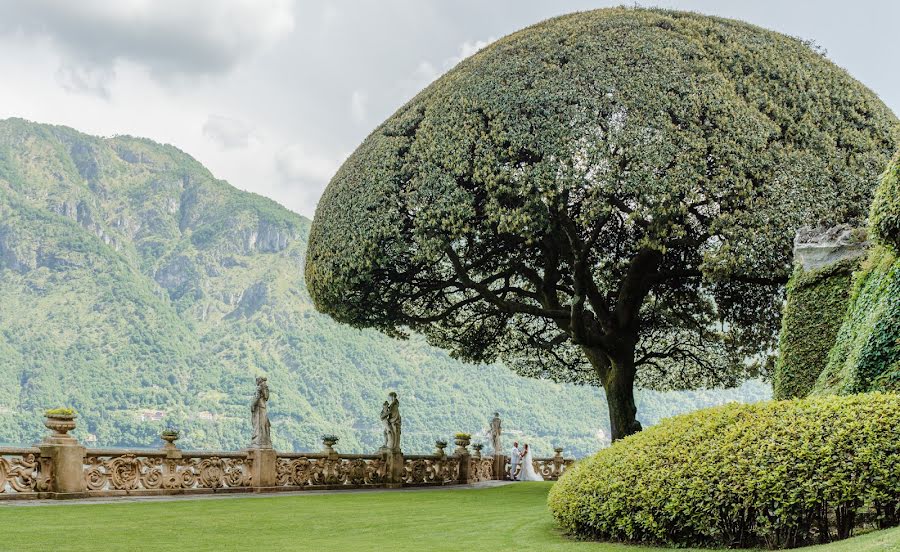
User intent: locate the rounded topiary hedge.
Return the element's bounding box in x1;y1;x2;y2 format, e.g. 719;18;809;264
549;394;900;549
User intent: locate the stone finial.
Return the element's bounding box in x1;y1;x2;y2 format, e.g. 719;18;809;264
793;224;869;272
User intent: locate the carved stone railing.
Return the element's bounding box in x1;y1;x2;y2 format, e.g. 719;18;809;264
401;454;460;486
470;456;494;483
83;449;253;494
0;447;51;499
2;406;575;499
276;452;387;488
502;451;575;481
532;456;574;480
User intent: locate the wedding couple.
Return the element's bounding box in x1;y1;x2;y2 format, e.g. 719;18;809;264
509;441;544;481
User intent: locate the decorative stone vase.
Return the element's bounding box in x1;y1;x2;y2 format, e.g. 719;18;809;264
472;443;483;458
435;441;447;457
554;447;564;457
322;436;339;454
161;432;180;450
454;435;470;456
43;414;76;438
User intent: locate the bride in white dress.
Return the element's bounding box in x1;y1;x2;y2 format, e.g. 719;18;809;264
519;444;544;482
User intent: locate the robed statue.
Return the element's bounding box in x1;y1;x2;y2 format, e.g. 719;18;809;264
489;412;502;454
250;376;272;448
380;391;401;452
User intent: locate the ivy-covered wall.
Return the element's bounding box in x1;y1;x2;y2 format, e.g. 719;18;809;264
773;259;858;399
813;246;900;394
871;150;900;251
812;151;900;395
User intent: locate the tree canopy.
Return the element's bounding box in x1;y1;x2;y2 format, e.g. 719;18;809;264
306;7;898;439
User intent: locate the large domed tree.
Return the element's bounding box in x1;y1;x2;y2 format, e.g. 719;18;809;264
306;8;898;441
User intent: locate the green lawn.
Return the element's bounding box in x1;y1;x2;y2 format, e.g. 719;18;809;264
0;483;898;551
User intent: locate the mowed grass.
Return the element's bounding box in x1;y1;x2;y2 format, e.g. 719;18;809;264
0;483;898;551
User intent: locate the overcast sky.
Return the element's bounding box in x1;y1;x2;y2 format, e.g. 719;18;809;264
0;0;897;219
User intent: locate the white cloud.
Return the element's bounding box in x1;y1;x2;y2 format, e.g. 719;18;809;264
56;63;115;98
202;115;255;150
0;0;295;85
403;36;497;100
350;90;368;124
275;143;345;185
448;38;496;68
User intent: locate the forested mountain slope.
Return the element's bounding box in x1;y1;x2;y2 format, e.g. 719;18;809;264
0;118;769;456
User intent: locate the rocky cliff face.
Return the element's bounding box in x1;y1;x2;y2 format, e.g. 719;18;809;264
0;118;770;455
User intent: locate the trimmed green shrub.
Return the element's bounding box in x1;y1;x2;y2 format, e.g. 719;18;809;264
549;393;900;549
773;259;858;399
871;151;900;251
813;246;900;394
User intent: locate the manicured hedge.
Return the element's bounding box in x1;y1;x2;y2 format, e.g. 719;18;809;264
773;259;858;399
549;394;900;549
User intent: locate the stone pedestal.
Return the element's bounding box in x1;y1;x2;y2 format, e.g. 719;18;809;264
248;447;277;488
383;449;404;488
38;414;87;496
39;441;86;495
456;451;472;484
493;454;506;480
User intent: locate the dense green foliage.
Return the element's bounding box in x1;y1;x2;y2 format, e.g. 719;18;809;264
813;246;900;394
812;150;900;396
306;6;898;440
773;259;858;399
0;118;769;455
549;394;900;549
3;484;900;552
871;151;900;251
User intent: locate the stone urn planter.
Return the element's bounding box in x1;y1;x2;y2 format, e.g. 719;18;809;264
43;408;77;439
322;435;339;455
435;440;448;458
454;433;471;455
161;430;180;450
554;447;564;458
472;443;484;459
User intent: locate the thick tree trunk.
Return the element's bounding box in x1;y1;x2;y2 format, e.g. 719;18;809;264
584;343;642;442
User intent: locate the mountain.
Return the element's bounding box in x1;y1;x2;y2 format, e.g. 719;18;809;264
0;118;770;456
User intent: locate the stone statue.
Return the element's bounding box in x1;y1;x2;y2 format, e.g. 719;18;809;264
489;412;502;454
380;400;391;449
380;391;401;452
250;376;272;448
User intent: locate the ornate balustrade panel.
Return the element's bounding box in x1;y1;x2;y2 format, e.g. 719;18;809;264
502;455;575;481
532;456;575;480
83;450;253;493
470;457;494;483
276;453;386;487
0;448;50;496
402;455;459;485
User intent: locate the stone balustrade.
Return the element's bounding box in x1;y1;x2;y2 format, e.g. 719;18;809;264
0;447;51;497
82;449;254;494
0;393;574;500
276;453;387;488
501;449;575;481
